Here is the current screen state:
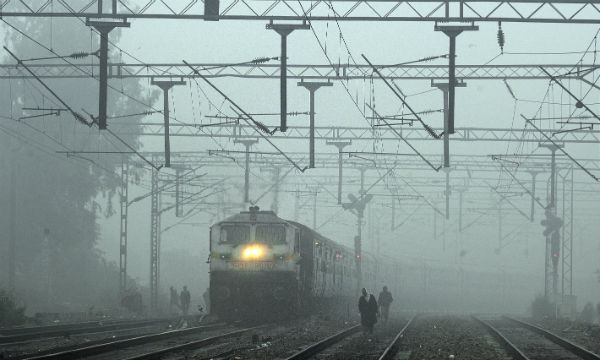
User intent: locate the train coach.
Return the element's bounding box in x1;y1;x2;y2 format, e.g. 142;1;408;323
208;206;395;320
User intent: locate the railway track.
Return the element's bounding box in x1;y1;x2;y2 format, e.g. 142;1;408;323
0;318;171;344
377;316;416;360
476;316;600;360
285;316;416;360
120;327;262;360
15;322;228;360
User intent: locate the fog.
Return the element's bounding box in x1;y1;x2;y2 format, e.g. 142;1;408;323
1;1;599;320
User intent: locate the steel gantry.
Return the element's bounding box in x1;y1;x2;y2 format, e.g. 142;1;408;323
63;150;600;173
3;0;600;23
119;123;600;144
1;63;597;80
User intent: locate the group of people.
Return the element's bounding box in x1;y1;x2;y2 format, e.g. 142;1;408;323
169;285;191;316
358;286;394;334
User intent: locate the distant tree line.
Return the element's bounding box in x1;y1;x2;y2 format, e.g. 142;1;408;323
0;16;157;317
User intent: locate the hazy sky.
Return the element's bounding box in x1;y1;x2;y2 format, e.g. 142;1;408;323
3;2;600;304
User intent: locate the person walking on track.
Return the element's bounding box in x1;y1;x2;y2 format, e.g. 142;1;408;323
378;286;393;324
180;286;191;316
358;288;378;334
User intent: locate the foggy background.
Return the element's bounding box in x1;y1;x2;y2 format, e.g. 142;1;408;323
1;0;599;315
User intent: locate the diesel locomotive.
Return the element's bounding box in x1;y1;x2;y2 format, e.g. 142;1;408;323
208;206;395;320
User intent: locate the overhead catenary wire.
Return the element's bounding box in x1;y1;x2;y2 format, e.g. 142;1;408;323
539;66;600;123
3;46;162;171
183;60;309;173
0;19;186;128
521;114;599;181
362;54;442;140
0;116;119;178
4;46;93;127
366;103;440;172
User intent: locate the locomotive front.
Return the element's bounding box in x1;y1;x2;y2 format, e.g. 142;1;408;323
209;207;300;320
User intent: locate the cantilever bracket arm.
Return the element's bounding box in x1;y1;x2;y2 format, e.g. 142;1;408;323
540;66;600;123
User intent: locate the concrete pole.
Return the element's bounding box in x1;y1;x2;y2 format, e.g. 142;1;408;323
151;79;186;168
234;139;258;203
327;140;351;204
86;19;130;129
298;80;333;168
267;21;310;132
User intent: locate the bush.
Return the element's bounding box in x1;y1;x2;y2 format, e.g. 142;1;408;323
0;290;26;327
531;294;554;320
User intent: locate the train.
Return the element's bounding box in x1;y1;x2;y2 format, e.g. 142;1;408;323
208;206;541;320
208;206;396;320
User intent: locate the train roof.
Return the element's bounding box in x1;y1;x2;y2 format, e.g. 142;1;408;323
287;220;354;251
216;209;291;225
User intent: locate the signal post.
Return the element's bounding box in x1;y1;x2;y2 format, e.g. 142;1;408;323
540;143;563;303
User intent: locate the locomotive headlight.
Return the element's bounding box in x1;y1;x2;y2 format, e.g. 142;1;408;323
242;244;265;260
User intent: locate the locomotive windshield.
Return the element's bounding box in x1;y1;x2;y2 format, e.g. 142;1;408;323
255;225;286;244
220;225;251;244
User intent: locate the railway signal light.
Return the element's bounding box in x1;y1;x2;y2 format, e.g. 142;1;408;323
551;231;560;268
354;235;361;260
541;210;562;237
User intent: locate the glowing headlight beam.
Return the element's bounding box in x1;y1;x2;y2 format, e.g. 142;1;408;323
242;245;264;260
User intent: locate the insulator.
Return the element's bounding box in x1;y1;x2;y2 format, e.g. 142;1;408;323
255;121;272;134
73;112;91;126
497;21;505;53
251;57;270;64
423;123;440;139
420;55;437;62
420;109;443;115
70;51;89;59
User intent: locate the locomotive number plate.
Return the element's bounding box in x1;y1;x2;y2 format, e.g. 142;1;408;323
230;261;275;270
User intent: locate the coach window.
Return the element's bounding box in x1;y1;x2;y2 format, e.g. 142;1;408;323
220;225;250;244
255;225;286;244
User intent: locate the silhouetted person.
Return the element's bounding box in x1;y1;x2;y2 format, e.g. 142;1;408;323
378;286;393;323
581;302;595;323
358;288;378;334
203;288;211;314
121;288;144;316
180;286;191;316
170;286;180;314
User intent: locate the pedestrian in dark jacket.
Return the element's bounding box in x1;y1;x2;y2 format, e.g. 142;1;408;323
180;286;191;316
358;288;378;334
378;286;393;323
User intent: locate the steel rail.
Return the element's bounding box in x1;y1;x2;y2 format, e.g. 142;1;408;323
472;316;530;360
121;326;263;360
25;323;227;360
504;316;600;360
9;331;171;360
0;318;170;344
284;325;362;360
378;315;416;360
